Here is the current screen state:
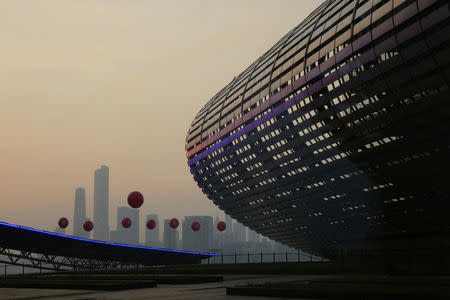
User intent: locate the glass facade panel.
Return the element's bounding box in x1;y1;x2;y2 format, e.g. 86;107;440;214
185;0;450;258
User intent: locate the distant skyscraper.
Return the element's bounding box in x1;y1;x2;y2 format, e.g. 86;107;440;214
175;230;180;249
93;165;109;241
73;187;88;238
182;216;213;252
248;229;260;243
223;214;234;246
225;214;233;234
113;206;139;245
212;214;221;249
233;222;246;242
145;214;160;247
163;219;177;249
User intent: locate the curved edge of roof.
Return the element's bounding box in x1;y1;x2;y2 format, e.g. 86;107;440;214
0;221;219;257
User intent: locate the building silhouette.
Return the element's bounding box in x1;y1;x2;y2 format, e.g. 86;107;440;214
93;165;109;241
110;206;139;245
73;187;88;239
163;219;177;249
212;215;223;249
248;229;260;243
214;215;220;226
182;216;213;252
225;214;233;234
145;214;160;247
184;0;450;258
233;222;246;242
175;230;180;249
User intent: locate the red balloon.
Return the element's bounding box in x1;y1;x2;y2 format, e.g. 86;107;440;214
58;217;69;229
169;218;179;229
83;220;94;232
146;219;156;230
121;217;132;228
127;191;144;208
217;221;226;232
191;221;200;232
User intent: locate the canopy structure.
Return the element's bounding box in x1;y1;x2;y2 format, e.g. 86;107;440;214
0;221;216;268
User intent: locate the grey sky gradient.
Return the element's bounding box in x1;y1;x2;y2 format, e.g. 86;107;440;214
0;1;318;232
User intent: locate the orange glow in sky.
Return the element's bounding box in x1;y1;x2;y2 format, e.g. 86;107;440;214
0;1;317;232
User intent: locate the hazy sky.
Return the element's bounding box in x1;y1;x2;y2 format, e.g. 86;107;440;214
0;1;318;233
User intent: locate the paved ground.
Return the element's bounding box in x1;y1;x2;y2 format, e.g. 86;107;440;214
0;275;322;300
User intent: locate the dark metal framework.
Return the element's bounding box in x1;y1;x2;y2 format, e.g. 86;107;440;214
0;222;216;271
0;248;124;272
186;0;450;257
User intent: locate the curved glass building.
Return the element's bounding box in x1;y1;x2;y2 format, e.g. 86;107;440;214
185;0;450;258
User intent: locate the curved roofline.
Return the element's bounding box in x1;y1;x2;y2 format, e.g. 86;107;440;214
0;221;219;257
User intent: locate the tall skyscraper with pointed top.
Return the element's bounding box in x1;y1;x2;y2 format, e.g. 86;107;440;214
73;187;88;238
93;165;109;241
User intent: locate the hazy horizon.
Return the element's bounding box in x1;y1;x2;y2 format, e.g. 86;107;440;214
0;1;318;233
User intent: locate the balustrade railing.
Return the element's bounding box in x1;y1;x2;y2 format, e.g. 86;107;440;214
201;252;324;264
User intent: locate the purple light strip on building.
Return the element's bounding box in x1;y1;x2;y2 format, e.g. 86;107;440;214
189;89;309;174
188;25;406;170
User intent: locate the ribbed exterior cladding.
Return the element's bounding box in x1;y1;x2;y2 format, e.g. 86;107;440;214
186;0;450;256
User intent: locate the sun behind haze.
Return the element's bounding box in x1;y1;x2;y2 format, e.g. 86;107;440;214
0;1;317;232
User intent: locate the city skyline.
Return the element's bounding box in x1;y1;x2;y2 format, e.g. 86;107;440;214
68;182;276;253
0;1;318;231
1;1;447;294
67;164;231;243
59;170;296;253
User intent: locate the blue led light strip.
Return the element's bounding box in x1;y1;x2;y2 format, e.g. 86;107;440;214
0;221;218;257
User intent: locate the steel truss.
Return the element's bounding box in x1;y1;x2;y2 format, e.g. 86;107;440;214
0;247;134;272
